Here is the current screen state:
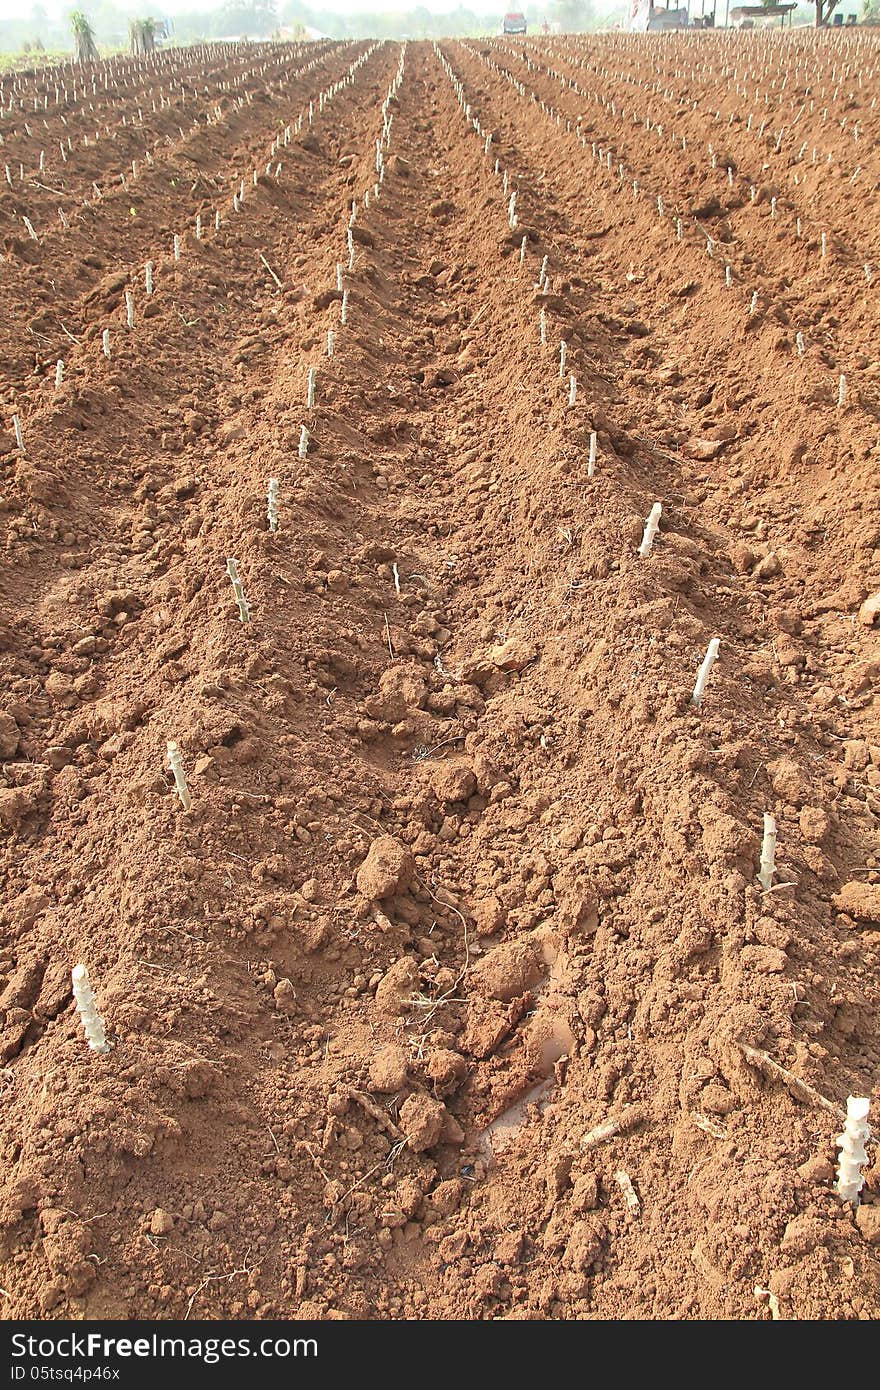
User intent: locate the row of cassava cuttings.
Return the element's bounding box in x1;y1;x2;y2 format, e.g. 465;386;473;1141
494;32;873;369
5;42;369;254
155;45;409;830
441;37;874;1206
8;45;387;405
468;37;864;416
24;51;402;994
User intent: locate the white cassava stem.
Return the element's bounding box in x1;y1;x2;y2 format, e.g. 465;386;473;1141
520;234;527;265
173;234;180;261
835;1097;871;1204
259;254;282;289
225;558;251;623
588;431;597;478
307;368;316;409
102;329;111;359
145;260;153;296
758;813;777;890
267;478;280;533
559;341;567;377
167;739;192;810
638;503;662;557
55;360;64;388
125;290;134;328
568;375;577;407
341;290;349;325
12;414;24;451
71;964;111;1053
327;330;334;358
692;637;720;707
837;374;847;408
298;425;309;458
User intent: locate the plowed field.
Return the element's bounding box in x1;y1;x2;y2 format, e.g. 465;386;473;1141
1;30;879;1321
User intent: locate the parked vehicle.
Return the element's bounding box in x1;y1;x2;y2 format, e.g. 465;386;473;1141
502;12;527;33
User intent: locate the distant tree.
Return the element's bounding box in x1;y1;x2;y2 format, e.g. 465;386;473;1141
129;17;157;54
70;10;98;62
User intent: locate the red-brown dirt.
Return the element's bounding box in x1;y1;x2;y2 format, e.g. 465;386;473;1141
1;31;879;1322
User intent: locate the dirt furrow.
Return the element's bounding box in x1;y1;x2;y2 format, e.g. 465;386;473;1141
449;38;880;621
0;41;375;396
521;34;880;278
480;37;879;361
0;42;342;216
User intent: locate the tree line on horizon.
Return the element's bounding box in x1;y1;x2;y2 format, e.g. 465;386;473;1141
4;0;866;63
2;1;615;56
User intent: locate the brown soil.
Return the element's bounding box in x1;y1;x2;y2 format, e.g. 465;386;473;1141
1;31;879;1322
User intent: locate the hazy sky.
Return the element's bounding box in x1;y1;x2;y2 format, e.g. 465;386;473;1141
0;0;477;15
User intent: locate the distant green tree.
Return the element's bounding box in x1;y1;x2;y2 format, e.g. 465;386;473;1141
70;9;98;62
129;17;157;54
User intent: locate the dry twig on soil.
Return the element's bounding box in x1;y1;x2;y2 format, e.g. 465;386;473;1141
735;1042;843;1118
